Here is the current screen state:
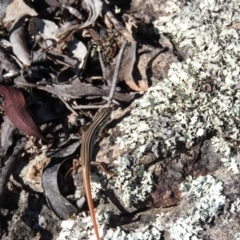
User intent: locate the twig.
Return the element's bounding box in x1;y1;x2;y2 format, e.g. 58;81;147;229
102;96;119;105
59;96;78;115
0;138;27;207
107;39;128;107
73;105;103;109
98;48;107;80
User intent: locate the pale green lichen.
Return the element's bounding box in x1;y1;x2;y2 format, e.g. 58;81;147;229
89;173;106;200
56;212;108;240
109;155;153;207
230;198;240;214
157;175;226;240
180;175;226;223
117;60;240;168
235;232;240;240
57;212;163;240
211;136;239;173
116;0;240;174
104;225;162;240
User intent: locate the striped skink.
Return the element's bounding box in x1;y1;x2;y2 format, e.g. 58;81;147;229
80;107;113;240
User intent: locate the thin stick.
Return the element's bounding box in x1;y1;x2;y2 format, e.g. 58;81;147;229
73;105;102;109
107;39;127;107
98;49;107;80
59;96;78;115
0;138;26;207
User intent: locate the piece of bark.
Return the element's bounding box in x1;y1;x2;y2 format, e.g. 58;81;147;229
47;50;78;67
0;116;15;158
0;138;26;207
105;43;148;92
119;43;148;91
15;77;135;102
0;85;47;141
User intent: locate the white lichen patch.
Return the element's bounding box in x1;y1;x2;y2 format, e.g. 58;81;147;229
57;211;163;240
211;136;239;173
157;175;226;240
230;198;240;214
235;232;240;240
117;61;240;165
109;155;153;207
104;224;162;240
116;0;240;174
89;173;106;200
180;175;225;222
56;210;109;240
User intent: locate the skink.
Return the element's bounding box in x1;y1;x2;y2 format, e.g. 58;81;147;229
80;107;113;240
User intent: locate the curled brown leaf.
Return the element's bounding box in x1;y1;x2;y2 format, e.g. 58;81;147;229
9;15;31;66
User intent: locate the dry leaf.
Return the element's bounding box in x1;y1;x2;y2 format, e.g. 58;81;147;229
9;15;31;66
0;85;47;141
3;0;37;23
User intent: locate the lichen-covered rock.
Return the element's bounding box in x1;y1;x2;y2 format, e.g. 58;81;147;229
117;0;240;174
